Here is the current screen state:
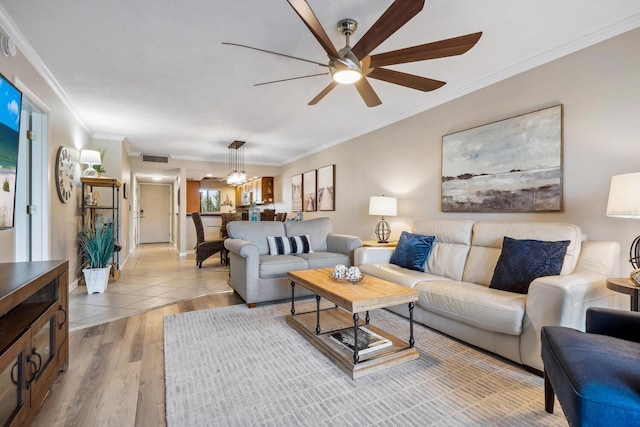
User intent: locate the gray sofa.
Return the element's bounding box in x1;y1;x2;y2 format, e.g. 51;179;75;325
355;219;627;371
225;217;362;307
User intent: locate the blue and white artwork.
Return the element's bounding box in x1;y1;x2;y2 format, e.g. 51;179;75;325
442;105;562;212
0;76;22;228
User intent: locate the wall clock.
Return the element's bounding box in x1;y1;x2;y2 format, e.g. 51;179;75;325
55;146;74;203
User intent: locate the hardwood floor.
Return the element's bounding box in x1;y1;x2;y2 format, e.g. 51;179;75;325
32;292;244;426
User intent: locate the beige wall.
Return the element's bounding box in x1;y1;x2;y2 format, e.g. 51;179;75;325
282;27;640;274
92;136;132;266
0;37;92;286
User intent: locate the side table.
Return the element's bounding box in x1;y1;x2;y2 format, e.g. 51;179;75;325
606;278;640;311
362;240;398;247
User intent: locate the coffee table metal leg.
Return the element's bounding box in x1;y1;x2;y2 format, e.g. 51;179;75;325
353;313;360;364
409;301;415;348
290;281;296;315
365;311;370;325
315;295;321;335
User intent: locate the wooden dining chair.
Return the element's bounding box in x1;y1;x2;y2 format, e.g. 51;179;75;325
261;209;276;221
276;212;287;222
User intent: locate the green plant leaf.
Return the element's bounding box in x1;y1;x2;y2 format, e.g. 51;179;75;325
78;221;115;268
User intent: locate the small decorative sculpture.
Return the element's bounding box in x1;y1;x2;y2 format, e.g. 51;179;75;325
346;266;362;282
333;264;347;279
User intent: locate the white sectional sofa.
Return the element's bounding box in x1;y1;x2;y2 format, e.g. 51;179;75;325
355;219;627;371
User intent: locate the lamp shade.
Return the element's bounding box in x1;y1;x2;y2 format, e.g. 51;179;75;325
369;196;397;217
606;173;640;218
79;149;101;165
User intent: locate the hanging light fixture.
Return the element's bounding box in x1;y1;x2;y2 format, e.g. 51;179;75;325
227;140;247;185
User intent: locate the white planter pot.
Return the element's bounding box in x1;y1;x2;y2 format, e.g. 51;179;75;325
83;265;111;294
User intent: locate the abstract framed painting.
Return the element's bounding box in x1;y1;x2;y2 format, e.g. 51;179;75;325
442;104;563;212
317;164;335;211
303;170;317;212
291;174;302;212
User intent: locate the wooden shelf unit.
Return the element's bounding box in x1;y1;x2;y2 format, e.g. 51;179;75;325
0;260;69;426
80;177;121;279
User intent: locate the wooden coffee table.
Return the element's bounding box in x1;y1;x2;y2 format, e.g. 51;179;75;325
286;268;419;379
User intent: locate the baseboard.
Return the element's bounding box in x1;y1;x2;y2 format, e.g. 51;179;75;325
119;254;128;269
68;277;79;293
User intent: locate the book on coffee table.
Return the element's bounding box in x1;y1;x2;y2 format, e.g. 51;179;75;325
330;326;392;355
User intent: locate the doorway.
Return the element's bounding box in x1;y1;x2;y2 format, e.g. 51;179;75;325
139;183;171;243
14;97;49;262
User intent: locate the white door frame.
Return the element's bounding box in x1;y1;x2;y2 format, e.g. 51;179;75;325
13;78;50;261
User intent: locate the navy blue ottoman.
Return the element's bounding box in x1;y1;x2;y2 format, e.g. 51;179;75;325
541;307;640;426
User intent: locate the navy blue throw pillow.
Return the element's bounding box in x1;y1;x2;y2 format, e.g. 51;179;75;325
389;231;435;272
490;237;570;294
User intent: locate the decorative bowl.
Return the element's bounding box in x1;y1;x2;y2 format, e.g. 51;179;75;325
328;272;365;284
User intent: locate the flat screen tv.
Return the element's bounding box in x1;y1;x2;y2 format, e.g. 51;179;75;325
0;72;22;230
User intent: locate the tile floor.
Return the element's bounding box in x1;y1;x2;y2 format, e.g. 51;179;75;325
69;243;233;330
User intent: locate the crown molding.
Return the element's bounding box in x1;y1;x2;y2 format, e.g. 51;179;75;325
92;133;126;142
0;5;93;135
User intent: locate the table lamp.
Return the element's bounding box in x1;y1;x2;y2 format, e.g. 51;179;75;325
369;196;397;243
606;172;640;268
79;149;102;177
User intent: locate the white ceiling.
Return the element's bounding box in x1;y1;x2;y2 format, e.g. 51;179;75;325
1;1;639;168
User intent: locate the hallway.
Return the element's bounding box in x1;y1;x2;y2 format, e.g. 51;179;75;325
69;243;232;330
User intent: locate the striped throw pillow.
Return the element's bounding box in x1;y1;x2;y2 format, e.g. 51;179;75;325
267;235;313;255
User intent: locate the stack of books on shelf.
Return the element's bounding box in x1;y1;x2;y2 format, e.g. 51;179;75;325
330;326;391;355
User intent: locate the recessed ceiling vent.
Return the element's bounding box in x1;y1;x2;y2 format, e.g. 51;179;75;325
142;154;169;163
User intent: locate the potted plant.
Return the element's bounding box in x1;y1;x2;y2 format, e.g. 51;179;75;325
78;218;115;294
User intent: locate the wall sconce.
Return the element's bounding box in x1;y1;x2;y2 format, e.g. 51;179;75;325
369;195;397;243
79;149;101;177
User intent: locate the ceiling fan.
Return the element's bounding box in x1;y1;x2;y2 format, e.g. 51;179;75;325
223;0;482;107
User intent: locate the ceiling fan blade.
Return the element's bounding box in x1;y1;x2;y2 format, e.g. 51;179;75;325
354;78;382;108
308;81;338;105
222;42;328;67
287;0;340;58
369;32;482;68
254;73;329;86
351;0;425;60
368;68;445;92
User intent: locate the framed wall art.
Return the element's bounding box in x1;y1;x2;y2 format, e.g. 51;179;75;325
317;164;335;211
441;104;563;213
302;170;317;212
291;174;302;212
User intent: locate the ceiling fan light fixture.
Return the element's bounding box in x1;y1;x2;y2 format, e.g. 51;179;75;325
331;68;362;84
330;46;362;84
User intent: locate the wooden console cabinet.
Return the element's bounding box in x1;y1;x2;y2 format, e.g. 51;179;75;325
0;260;69;426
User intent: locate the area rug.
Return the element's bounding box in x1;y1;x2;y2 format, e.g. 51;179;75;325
163;302;566;426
